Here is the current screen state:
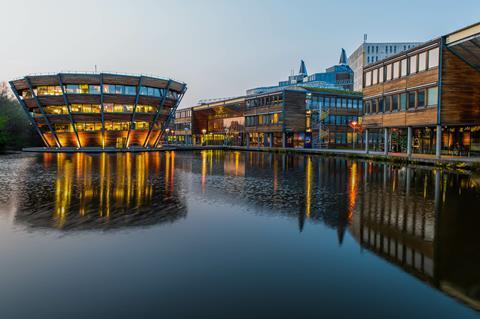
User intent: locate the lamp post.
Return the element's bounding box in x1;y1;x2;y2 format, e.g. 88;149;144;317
224;127;229;146
165;128;170;145
349;121;358;150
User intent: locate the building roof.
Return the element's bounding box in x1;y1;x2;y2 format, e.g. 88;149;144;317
339;48;347;64
299;60;308;75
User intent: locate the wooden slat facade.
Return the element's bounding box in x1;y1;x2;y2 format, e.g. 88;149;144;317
362;40;441;129
441;49;480;125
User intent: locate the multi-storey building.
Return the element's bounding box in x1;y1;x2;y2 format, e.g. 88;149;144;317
244;87;363;148
349;41;421;91
172;107;193;144
247;49;354;95
9;72;186;149
362;22;480;157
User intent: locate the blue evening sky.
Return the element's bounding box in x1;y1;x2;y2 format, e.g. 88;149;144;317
0;0;478;107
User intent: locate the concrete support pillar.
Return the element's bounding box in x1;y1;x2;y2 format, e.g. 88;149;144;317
246;133;250;148
364;129;369;154
264;133;268;147
436;124;442;159
407;126;412;158
282;132;286;148
384;128;389;156
269;133;273;148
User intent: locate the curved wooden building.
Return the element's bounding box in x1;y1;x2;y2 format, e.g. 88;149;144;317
9;72;187;149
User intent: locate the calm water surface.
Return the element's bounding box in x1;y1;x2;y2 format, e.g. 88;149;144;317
0;151;480;318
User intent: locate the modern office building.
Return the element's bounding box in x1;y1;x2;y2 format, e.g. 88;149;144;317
244;87;363;148
362;22;480;157
247;49;354;95
349;40;421;91
192;96;246;145
9;72;187;149
172;107;193;145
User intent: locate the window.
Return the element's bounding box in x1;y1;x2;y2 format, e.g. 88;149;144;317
115;85;124;95
386;64;392;81
408;92;416;109
428;48;439;69
365;71;372;87
401;59;408;77
89;85;100;94
125;86;136;95
427;87;438;106
372;99;377;113
400;93;407;111
372;69;378;85
417;90;425;108
393;61;400;79
342;98;347;108
392;95;399;111
409;55;417;74
418;52;427;72
385;96;391;112
378;66;384;83
378;98;384;113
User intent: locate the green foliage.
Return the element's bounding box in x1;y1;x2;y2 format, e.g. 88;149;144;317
0;84;42;152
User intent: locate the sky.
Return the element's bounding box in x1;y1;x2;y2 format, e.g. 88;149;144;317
0;0;478;108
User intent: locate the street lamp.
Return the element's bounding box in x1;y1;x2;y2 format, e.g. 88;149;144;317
349;121;358;150
165;128;170;145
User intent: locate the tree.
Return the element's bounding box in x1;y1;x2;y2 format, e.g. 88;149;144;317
0;82;42;152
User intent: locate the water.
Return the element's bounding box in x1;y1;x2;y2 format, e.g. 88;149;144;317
0;151;479;319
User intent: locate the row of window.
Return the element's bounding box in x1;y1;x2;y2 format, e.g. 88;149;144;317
324;115;359;126
176;109;192;119
246;95;283;108
174;122;192;131
364;87;438;114
307;95;363;110
245;113;282;126
54;121;150;132
364;47;439;87
23;85;176;98
43;104;157;114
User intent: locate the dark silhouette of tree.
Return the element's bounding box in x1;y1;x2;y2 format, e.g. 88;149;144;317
0;82;42;152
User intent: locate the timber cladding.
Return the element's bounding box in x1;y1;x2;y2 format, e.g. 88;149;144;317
284;90;306;132
441;49;480;125
363;108;437;128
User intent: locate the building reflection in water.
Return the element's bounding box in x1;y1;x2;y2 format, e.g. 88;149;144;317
349;163;480;311
9;150;480;312
15;152;187;231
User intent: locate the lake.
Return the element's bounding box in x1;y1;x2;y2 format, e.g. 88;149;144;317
0;151;479;318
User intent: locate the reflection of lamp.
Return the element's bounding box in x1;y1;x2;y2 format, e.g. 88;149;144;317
202;129;207;146
165;128;170;145
349;121;358;149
